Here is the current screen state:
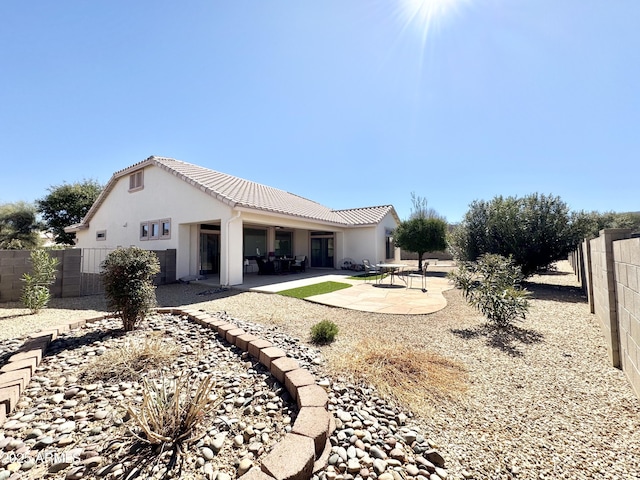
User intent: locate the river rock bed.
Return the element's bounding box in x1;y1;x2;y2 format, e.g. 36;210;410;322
1;311;449;480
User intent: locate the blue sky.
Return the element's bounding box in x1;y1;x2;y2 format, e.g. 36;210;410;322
1;0;638;223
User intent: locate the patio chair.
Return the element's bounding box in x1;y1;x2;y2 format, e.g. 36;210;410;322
362;259;381;283
407;261;429;292
290;255;306;273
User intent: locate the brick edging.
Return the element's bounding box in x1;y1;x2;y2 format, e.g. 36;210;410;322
0;316;107;427
0;309;332;480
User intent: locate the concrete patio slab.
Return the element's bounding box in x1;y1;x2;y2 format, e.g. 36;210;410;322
246;270;454;315
198;262;456;315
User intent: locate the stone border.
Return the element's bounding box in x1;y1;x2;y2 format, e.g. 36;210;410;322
0;309;333;480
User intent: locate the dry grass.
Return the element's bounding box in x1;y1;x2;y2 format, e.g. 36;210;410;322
80;333;180;383
329;337;468;417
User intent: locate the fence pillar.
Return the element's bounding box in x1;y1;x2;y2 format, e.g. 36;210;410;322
592;229;632;368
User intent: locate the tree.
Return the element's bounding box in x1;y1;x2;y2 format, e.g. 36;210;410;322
394;193;447;270
36;179;103;245
408;192;446;221
449;193;586;277
572;210;640;239
0;202;42;249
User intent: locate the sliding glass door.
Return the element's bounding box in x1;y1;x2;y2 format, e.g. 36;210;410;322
310;235;334;268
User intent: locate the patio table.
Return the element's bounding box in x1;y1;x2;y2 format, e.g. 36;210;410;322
375;263;409;286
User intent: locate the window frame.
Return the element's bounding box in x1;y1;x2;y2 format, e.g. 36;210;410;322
129;169;144;192
140;222;150;241
150;222;160;240
160;218;171;239
96;230;107;241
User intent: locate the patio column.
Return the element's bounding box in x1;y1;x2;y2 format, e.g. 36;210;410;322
221;212;244;285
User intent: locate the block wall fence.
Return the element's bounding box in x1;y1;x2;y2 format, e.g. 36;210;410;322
569;228;640;399
0;248;176;303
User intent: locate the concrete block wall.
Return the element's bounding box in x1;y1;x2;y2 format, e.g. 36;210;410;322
0;248;177;303
0;308;333;479
589;232;621;366
0;249;82;303
573;228;640;399
612;236;640;399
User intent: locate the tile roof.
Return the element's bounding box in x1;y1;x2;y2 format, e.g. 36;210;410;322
77;156;398;228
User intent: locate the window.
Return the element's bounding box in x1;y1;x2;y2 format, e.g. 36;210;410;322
243;227;267;258
129;169;144;191
140;222;149;240
140;218;171;240
275;230;292;257
385;233;394;259
161;219;171;239
96;230;107;241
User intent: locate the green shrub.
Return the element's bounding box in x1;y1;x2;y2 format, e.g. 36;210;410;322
101;247;160;331
449;254;530;328
311;320;339;344
21;249;59;313
449;193;586;276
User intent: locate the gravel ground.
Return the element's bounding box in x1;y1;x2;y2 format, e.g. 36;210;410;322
1;261;639;479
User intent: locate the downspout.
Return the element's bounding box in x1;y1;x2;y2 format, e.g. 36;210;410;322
224;211;242;286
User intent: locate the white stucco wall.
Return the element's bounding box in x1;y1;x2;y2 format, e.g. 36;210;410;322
75;164;236;278
342;212;399;265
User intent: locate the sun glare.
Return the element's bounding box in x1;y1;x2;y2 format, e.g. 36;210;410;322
398;0;468;44
393;0;470;81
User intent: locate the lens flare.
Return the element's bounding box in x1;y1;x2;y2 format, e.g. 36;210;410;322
399;0;468;43
393;0;470;86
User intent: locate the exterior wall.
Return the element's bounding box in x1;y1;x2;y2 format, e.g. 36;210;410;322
0;249;81;302
343;226;377;264
342;213;400;265
573;229;639;399
613;236;640;399
400;250;453;261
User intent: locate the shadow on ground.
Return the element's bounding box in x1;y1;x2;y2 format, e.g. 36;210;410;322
523;282;587;304
451;324;544;357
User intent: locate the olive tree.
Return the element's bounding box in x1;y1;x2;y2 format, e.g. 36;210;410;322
395;194;447;270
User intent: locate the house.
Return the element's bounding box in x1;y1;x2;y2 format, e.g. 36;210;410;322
66;156;401;285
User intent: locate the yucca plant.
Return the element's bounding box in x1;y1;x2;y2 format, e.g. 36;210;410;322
127;373;221;447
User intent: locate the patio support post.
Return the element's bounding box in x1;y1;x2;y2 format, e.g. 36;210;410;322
222;211;243;286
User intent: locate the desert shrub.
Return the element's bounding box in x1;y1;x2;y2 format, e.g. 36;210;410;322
21;249;59;313
449;193;586;276
449;254;530;328
101;247;160;331
311;320;339;344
